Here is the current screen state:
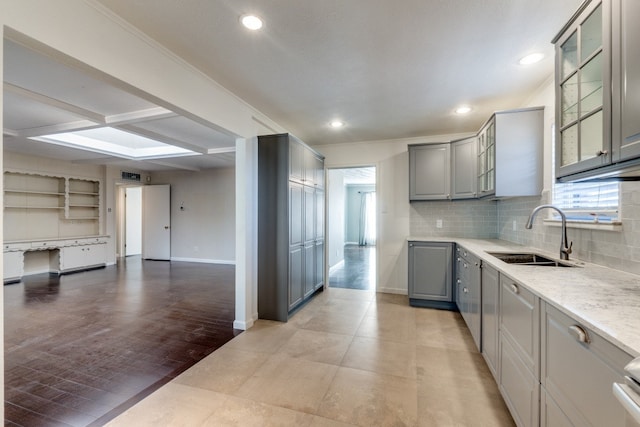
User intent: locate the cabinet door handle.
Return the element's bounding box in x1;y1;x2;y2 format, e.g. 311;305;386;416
510;283;519;294
568;325;590;344
456;279;461;285
463;287;469;293
597;150;608;156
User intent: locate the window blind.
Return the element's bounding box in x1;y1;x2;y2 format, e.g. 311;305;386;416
552;180;619;221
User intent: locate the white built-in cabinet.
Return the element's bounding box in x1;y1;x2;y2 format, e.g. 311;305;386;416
3;170;107;282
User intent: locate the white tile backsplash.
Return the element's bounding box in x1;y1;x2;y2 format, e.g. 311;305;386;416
410;182;640;276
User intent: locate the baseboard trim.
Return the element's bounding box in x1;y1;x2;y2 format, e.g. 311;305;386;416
233;318;254;330
170;257;236;265
376;287;407;295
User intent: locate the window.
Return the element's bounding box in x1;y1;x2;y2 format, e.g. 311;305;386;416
552;180;619;222
551;124;620;223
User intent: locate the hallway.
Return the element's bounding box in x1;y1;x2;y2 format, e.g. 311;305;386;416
4;258;239;426
329;245;376;291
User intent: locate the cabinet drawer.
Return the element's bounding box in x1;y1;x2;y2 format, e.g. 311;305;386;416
500;275;540;377
30;240;57;250
500;332;539;427
542;302;632;427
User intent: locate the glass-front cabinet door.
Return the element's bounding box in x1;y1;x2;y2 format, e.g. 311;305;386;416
555;0;611;178
477;118;495;197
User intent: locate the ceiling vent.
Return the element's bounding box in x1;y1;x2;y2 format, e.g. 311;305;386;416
121;171;141;182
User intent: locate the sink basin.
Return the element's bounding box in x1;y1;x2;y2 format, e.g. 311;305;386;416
488;252;574;267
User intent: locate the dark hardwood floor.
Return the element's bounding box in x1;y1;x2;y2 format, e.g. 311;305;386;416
329;245;376;290
4;257;240;427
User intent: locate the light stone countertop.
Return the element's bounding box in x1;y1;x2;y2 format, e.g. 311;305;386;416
408;236;640;357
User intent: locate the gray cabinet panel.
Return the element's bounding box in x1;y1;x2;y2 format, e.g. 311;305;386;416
289;247;303;310
481;264;500;380
314;241;324;291
500;275;540;377
614;0;640;161
540;389;573;427
408;241;454;308
451;136;477;199
315;190;324;240
409;144;450;201
456;246;481;350
303;244;315;298
304;185;315;242
289;139;304;182
541;302;631;427
290;182;304;247
500;333;540;427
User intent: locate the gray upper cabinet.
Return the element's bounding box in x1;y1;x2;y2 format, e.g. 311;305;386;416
613;0;640;162
451;136;478;199
409;143;451;201
258;133;325;321
555;0;640;181
554;0;611;179
480;108;544;198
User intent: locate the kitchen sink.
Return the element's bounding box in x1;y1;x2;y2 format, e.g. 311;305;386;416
487;252;575;267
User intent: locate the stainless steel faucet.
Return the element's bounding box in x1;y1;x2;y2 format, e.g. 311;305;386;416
525;204;573;260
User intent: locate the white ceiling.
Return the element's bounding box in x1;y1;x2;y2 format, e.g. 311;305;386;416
3;1;584;171
3;38;237;172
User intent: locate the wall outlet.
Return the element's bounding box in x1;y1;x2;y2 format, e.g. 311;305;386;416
436;219;443;229
513;220;517;231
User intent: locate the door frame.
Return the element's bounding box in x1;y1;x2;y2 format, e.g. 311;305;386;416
325;165;378;291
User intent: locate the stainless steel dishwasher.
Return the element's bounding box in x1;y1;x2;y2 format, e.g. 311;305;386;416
614;357;640;427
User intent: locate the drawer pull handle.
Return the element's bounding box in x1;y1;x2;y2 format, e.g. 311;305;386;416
510;283;519;294
463;287;469;294
568;325;590;344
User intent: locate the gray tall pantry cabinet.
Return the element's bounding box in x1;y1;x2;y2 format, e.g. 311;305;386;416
258;133;325;322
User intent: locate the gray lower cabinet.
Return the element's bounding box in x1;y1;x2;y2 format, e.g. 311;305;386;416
500;333;540;427
258;133;325;321
540;389;573;427
408;143;451;201
456;246;481;350
408;241;455;309
481;264;500;379
499;275;540;427
541;302;632;427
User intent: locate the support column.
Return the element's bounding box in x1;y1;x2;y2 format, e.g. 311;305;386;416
234;136;258;330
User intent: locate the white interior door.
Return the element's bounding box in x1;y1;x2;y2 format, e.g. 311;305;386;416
125;187;142;256
142;184;171;260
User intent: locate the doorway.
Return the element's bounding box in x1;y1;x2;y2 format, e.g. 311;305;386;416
327;166;377;290
125;186;142;256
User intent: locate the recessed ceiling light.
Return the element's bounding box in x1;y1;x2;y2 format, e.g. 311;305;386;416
330;120;345;128
455;106;472;115
241;14;263;30
519;52;544;65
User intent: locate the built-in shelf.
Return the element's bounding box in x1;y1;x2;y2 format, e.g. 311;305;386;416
3;171;101;241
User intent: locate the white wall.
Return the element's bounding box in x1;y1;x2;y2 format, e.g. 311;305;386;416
327;169;346;268
151;168;236;263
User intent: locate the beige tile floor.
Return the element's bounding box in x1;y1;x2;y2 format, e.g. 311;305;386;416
106;288;515;427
